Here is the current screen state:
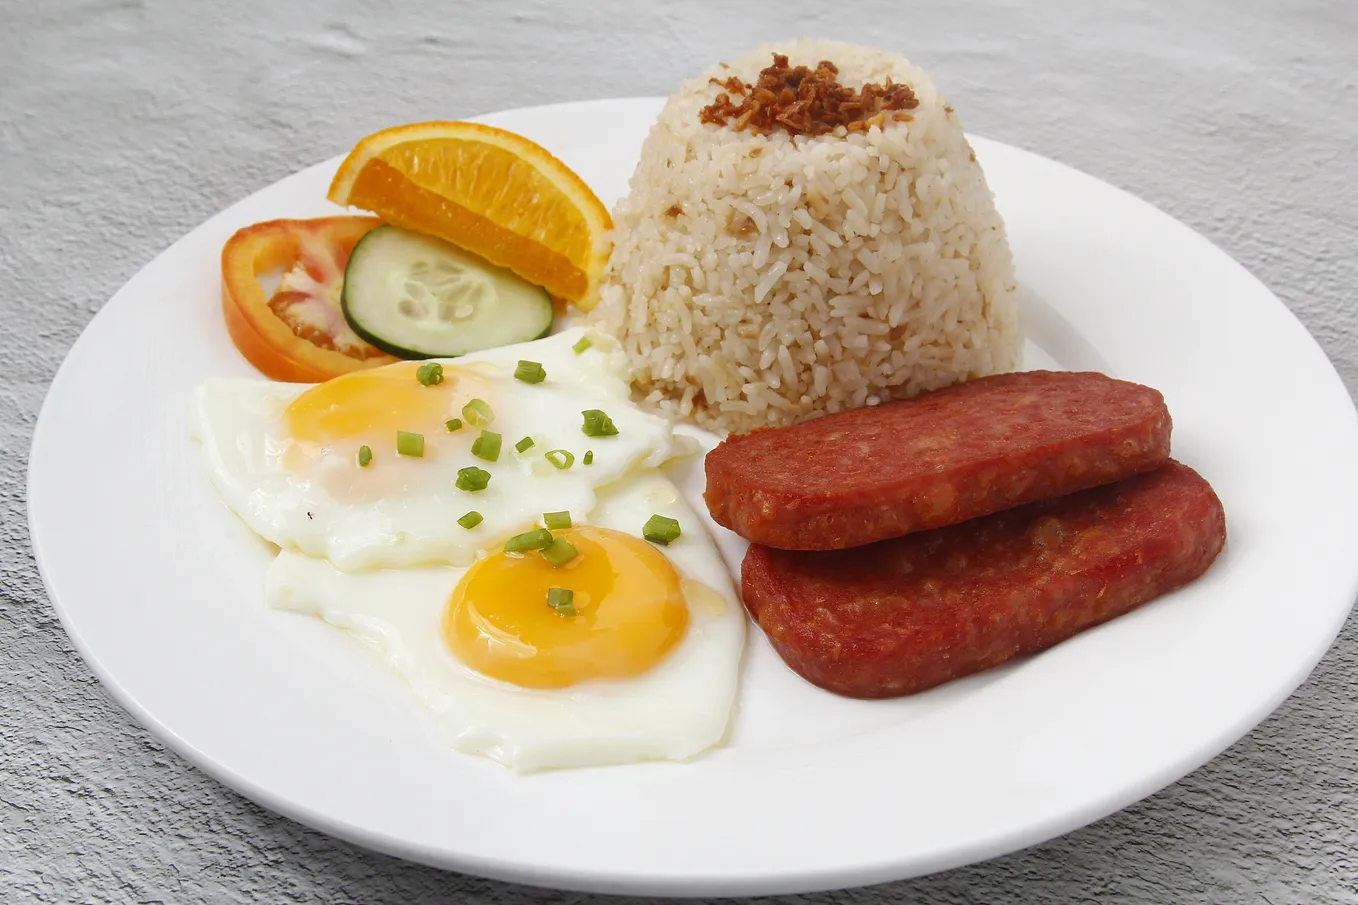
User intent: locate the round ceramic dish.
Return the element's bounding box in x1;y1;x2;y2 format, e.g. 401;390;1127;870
28;99;1358;897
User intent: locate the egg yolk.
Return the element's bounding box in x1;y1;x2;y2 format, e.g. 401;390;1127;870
283;361;477;448
444;526;689;689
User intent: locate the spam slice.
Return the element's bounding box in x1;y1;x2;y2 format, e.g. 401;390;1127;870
704;370;1171;551
741;460;1225;698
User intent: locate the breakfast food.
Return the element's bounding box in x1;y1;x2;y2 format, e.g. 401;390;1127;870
221;217;395;381
224;123;615;383
193;329;745;770
191;329;674;571
193;42;1230;759
327;120;612;306
704;370;1172;551
741;461;1226;698
594;39;1021;433
266;472;745;771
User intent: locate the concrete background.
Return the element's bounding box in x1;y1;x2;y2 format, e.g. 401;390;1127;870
3;0;1356;902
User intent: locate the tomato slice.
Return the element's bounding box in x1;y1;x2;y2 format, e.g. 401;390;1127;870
221;216;397;381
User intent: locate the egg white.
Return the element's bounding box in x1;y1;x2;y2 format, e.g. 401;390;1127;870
190;329;673;570
264;471;746;771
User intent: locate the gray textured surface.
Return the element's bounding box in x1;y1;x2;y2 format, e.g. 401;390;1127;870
3;0;1357;902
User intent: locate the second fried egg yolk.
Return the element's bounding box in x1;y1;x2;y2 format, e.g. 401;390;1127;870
444;526;689;689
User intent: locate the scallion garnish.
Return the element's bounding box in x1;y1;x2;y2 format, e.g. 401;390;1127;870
546;587;576;617
462;398;494;428
572;336;592;354
581;409;618;437
543;510;572;530
505;528;553;553
471;430;502;462
643;514;681;545
455;466;491;492
514;360;546;384
583;450;594;465
357;445;372;467
416;362;444;386
457;511;483;529
445;418;463;432
544;449;575;470
515;436;535;454
396;430;425;457
541;536;579;567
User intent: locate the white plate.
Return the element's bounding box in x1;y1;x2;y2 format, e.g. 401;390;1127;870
28;99;1358;897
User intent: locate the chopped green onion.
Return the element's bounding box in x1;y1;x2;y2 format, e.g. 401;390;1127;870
581;409;619;437
471;430;502;462
505;528;553;553
455;466;491;492
643;514;682;546
457;511;483;529
514;360;547;384
462;398;494;428
541;536;579;567
445;418;463;432
396;430;425;457
572;336;592;354
583;450;594;465
416;362;444;386
515;436;535;454
357;445;372;467
543;510;572;530
544;449;575;470
546;587;576;617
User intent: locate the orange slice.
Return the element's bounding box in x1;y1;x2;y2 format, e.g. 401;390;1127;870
327;122;611;309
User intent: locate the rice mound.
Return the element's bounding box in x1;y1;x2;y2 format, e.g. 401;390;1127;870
592;39;1021;434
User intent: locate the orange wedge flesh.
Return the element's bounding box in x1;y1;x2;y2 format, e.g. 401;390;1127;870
327;122;611;309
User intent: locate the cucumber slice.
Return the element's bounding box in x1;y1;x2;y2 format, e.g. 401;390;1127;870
341;225;553;358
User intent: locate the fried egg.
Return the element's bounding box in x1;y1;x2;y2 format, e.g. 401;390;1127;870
190;329;673;570
264;471;746;771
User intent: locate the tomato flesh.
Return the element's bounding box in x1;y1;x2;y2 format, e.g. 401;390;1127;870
221;216;395;381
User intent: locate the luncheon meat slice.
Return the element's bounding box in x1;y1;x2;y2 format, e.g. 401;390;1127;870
704;370;1172;550
741;461;1226;698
